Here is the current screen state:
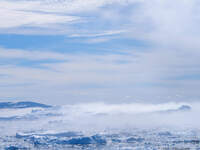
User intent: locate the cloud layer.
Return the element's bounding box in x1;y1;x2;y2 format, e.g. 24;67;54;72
0;0;200;104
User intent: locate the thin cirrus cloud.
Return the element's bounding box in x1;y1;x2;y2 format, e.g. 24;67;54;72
1;0;200;43
0;0;107;28
0;0;136;35
0;48;68;60
0;46;200;104
0;6;79;29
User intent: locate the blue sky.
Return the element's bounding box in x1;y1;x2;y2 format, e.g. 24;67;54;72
0;0;200;104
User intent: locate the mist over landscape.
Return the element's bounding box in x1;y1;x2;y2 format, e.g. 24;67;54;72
1;0;200;149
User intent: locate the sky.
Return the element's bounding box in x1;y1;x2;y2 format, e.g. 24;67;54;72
0;0;200;105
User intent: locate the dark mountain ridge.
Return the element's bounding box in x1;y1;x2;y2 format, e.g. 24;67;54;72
0;101;51;109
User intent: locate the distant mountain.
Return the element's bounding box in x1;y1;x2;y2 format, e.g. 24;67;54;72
168;105;191;112
0;101;51;109
158;105;191;114
178;105;191;111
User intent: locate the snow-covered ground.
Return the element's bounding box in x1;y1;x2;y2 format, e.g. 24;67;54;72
0;101;200;149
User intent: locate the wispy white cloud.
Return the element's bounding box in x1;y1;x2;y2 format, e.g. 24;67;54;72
0;0;135;36
0;48;68;60
126;0;200;49
0;46;200;104
0;0;138;13
70;30;127;38
0;7;79;29
1;0;200;104
1;0;200;48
